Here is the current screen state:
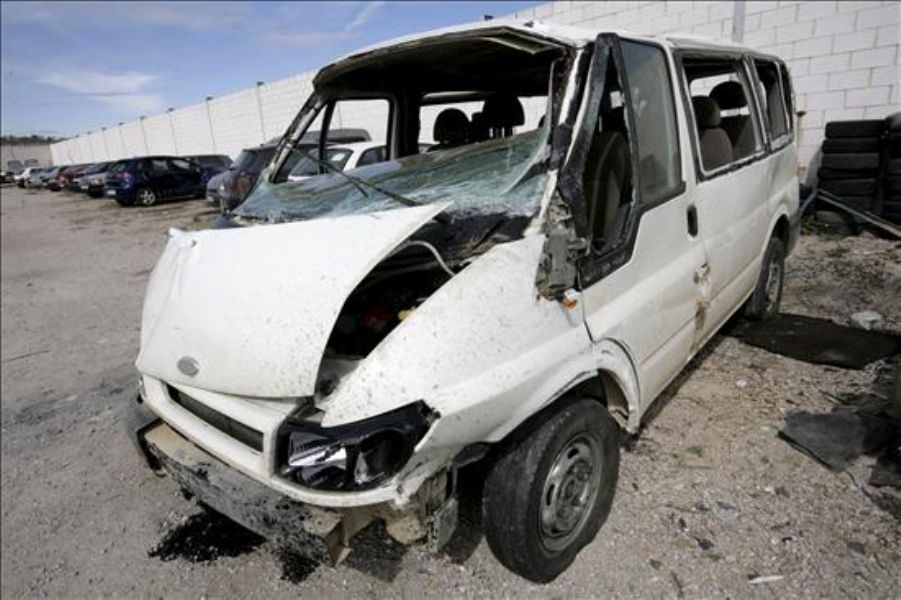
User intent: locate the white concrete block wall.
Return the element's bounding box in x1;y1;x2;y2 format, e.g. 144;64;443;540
207;88;267;159
259;75;314;141
170;104;216;156
142;114;177;156
51;0;900;174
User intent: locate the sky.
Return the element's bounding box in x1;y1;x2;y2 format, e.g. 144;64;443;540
0;1;538;137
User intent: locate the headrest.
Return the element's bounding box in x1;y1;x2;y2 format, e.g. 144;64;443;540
692;96;721;128
470;111;488;141
433;108;469;144
482;94;525;129
710;81;747;110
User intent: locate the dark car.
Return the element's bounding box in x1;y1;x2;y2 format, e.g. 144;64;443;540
104;156;212;206
73;162;114;197
55;164;88;191
41;167;61;188
44;166;65;190
65;164;95;191
185;154;232;174
208;128;370;213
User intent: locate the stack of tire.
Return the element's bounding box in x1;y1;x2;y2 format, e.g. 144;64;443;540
817;112;901;225
882;113;901;225
818;119;884;212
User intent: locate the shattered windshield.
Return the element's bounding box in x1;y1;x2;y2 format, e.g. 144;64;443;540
235;130;548;223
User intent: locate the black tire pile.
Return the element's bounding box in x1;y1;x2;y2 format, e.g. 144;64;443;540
817;113;901;224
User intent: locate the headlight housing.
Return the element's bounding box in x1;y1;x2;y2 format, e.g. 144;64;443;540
276;402;434;491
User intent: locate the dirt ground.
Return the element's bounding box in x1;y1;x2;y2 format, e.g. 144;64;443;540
2;185;899;598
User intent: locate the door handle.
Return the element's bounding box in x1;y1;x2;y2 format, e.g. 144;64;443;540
686;204;698;237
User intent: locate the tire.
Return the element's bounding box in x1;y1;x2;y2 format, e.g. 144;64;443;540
888;158;901;176
817;167;878;181
833;195;873;210
821;137;881;154
820;153;880;171
135;187;158;206
482;398;620;583
825;120;884;139
744;237;785;321
820;179;877;196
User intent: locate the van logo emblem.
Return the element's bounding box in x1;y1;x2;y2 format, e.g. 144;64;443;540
177;356;199;377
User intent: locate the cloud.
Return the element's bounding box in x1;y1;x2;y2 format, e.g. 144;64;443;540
345;1;385;32
3;1;251;33
38;70;157;95
36;69;163;112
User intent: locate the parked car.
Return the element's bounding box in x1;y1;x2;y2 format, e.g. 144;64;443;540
286;142;387;182
127;23;798;583
209;129;371;213
74;162;113;197
104;156;212;206
185;154;232;174
65;164;95;191
25;167;49;188
0;169;16;184
42;166;64;190
54;164;86;191
15;166;36;187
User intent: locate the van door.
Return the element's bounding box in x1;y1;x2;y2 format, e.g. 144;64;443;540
677;53;774;341
573;36;709;408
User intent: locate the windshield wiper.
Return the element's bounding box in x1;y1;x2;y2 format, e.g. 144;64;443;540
287;146;450;224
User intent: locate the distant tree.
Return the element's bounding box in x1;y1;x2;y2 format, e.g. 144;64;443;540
0;134;65;144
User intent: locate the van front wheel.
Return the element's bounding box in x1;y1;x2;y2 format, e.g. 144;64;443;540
744;237;785;320
482;399;620;583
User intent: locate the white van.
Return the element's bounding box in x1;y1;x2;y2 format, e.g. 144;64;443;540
127;21;798;582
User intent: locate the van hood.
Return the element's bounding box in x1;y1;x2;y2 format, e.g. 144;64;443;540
135;203;450;398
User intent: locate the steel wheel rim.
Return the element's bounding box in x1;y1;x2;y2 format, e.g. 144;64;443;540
539;433;602;552
764;258;782;313
139;189;156;206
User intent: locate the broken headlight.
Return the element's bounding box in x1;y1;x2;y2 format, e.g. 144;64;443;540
276;402;433;491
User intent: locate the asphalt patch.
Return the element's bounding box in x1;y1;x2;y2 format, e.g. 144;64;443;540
730;313;899;369
149;510;265;563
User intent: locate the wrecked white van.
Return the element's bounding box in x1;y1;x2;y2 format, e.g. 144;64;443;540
127;21;799;582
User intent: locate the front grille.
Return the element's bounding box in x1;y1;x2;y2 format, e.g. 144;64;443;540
166;384;264;452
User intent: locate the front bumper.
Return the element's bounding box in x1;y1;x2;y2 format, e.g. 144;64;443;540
126;394;457;561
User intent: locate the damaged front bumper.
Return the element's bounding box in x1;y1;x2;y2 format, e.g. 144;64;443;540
126;396;458;563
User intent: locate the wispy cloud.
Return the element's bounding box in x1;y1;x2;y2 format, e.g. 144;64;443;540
264;1;384;47
345;1;385;32
36;69;163;112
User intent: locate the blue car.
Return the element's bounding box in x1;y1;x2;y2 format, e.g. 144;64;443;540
104;156;213;207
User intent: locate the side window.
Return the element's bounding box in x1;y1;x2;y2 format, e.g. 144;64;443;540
683;56;763;173
754;60;789;142
779;63;794;133
168;158;193;171
356;146;386;167
146;159;168;174
620;41;682;205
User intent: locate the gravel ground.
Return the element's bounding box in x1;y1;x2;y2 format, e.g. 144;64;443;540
2;185;899;598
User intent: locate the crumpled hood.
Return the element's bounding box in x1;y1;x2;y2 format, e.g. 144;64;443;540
136;203;450;398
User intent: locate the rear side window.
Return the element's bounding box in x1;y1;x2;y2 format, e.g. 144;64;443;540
147;159;169;174
754;60;790;142
682;56;763;173
620;41;681;205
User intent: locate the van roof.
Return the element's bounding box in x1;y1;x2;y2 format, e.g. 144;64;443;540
324;19;778;76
